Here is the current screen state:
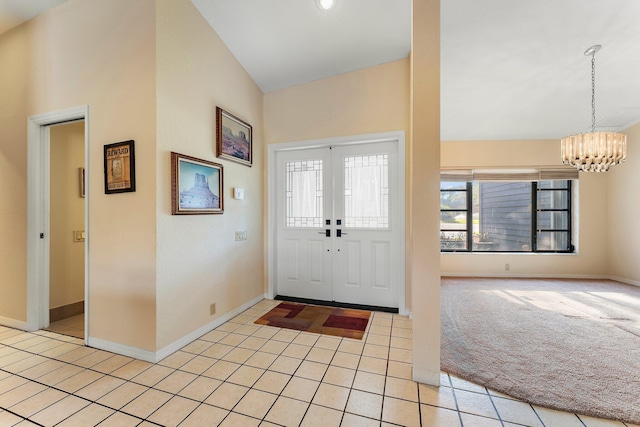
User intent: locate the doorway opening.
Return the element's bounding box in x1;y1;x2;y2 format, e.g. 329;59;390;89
268;131;406;314
27;106;89;343
43;121;86;339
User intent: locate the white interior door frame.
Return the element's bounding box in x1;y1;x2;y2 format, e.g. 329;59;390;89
27;105;90;344
267;131;407;314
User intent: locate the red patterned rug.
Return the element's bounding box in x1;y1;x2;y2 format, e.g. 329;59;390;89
255;302;371;340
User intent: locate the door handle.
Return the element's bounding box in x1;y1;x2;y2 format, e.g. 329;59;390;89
318;229;330;237
336;229;347;237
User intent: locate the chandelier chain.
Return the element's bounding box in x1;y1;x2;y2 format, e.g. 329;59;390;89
591;53;596;133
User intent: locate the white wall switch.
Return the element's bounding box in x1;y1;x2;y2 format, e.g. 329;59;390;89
235;231;247;241
234;188;245;199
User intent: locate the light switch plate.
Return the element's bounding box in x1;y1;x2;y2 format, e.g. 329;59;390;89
73;230;85;242
234;188;245;199
235;231;247;241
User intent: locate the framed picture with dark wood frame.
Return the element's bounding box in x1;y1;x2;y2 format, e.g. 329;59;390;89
216;107;252;167
104;140;135;194
171;152;224;215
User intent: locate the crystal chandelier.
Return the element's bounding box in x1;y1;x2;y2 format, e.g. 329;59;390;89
560;45;627;172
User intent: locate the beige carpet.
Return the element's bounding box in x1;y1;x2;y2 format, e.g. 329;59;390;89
441;277;640;424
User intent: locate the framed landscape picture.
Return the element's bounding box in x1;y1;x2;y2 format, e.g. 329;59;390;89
104;140;135;194
171;152;223;215
216;107;252;167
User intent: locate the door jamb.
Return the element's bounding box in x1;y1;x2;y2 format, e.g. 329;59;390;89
27;106;90;344
267;131;406;315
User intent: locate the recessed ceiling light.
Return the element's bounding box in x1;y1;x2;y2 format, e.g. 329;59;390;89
316;0;336;11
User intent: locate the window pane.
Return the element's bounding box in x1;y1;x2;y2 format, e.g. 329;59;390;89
344;154;389;228
538;189;569;210
537;211;569;230
537;231;569;251
441;190;467;210
285;160;323;228
440;211;467;229
474;182;532;251
440;231;467;250
441;182;467;190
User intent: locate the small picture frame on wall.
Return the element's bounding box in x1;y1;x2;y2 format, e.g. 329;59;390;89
171;152;224;215
216;107;252;167
104;140;136;194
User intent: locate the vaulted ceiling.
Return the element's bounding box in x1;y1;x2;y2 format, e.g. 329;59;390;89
3;0;639;141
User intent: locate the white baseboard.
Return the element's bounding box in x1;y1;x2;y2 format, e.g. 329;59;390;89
441;273;640;285
85;294;267;363
155;293;266;362
607;275;640;287
0;316;29;331
87;337;157;363
441;273;610;279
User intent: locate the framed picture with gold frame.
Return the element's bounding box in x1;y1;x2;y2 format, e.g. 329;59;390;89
171;152;224;215
104;140;135;194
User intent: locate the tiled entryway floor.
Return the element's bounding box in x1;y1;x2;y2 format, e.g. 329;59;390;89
44;315;84;340
0;299;637;426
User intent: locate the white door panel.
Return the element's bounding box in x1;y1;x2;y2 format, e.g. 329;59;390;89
333;142;399;307
276;149;332;301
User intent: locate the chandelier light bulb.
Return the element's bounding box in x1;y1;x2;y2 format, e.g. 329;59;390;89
317;0;336;11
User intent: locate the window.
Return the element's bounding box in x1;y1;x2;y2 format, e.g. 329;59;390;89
285;160;324;228
440;180;574;253
344;154;389;228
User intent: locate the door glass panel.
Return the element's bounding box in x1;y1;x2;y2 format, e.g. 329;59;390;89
344;154;389;228
285;160;323;228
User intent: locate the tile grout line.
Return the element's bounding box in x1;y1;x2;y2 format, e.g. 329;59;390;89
447;374;466;427
529;403;547;427
484;386;506;427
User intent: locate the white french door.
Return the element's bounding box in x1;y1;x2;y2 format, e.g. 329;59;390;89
275;141;402;308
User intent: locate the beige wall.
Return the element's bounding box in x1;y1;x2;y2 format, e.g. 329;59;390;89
440;139;609;277
264;59;410;143
155;0;265;350
0;0;157;350
608;121;640;284
50;122;85;309
0;24;28;322
410;0;442;386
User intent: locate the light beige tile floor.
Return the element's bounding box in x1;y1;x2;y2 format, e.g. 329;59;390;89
0;299;637;426
44;315;84;340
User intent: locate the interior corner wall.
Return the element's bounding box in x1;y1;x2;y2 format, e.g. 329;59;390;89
155;0;265;350
0;0;157;351
50;122;85;310
440;139;609;278
607;121;640;285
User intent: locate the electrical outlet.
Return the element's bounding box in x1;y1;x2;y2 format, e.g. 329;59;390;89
505;263;510;271
235;231;247;241
210;303;216;316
